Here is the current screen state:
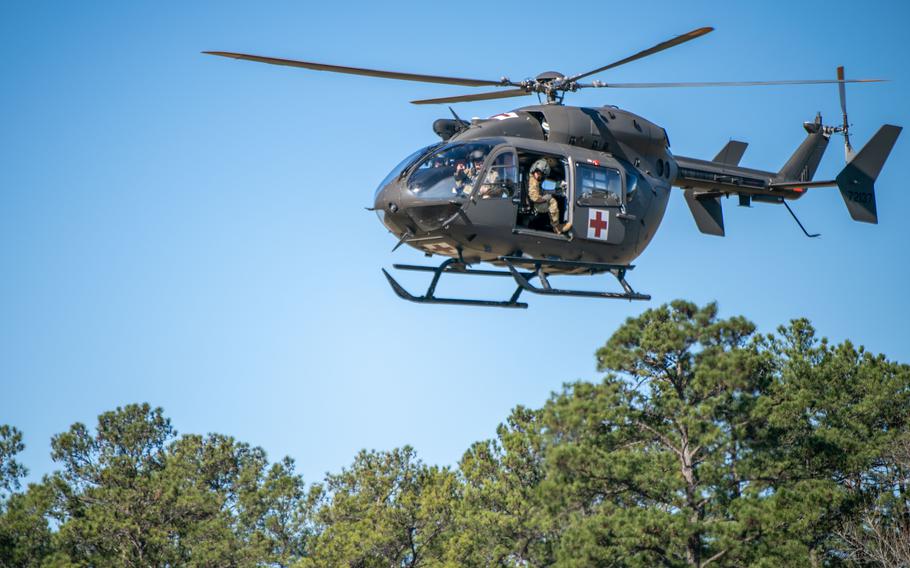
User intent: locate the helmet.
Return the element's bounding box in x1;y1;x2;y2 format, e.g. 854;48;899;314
530;158;550;177
469;149;485;162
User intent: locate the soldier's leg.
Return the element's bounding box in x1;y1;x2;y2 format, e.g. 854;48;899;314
548;198;560;228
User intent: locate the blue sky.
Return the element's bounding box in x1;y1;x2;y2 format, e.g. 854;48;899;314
2;0;908;486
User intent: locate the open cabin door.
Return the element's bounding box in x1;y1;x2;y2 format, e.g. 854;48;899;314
512;151;572;235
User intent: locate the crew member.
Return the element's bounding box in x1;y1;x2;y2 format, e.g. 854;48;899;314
528;159;571;234
478;166;501;199
453;149;485;195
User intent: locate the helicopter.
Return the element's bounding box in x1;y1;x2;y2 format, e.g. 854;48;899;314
205;27;901;309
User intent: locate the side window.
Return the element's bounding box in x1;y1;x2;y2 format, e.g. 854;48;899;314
478;152;518;200
576;163;622;207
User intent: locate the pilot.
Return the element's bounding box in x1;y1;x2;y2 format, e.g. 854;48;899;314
453;149;485;195
528;159;572;234
471;153;486;178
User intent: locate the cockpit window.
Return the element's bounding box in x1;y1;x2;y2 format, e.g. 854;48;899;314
375;144;441;198
406;142;497;199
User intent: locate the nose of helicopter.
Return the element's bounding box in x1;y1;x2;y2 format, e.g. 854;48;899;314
374;178;469;236
374;180;401;213
373;181;408;234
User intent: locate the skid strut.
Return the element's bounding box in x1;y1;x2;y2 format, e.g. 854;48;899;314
500;256;651;301
382;256;651;308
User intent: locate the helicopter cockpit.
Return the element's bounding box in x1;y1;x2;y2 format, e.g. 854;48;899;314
405;141;498;199
375;139;583;235
374;140;515;232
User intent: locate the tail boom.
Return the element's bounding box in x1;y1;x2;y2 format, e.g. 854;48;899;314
673;123;901;233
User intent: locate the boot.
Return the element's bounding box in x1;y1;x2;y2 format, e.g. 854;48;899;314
555;221;573;235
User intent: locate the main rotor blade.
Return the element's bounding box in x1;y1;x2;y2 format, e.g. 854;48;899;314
568;26;714;82
411;88;529;105
204;51;512;88
578;78;885;88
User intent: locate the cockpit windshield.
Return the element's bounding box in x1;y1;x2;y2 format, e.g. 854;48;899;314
406;142;497;199
375;143;441;199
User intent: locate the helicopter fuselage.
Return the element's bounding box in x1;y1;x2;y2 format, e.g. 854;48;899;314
374;104;677;272
206;32;900;307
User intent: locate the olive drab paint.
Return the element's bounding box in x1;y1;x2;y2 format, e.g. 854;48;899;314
206;27;901;308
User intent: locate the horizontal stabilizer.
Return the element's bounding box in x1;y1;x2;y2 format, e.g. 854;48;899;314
684;189;724;236
835;124;902;223
770;179;836;189
713;140;748;166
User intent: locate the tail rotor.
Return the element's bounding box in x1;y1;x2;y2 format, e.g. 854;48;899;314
837;66;856;162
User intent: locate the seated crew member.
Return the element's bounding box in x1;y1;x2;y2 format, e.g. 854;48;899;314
478;166;502;199
478;153;517;199
453;162;471;194
528;159;572;234
453;149;485;195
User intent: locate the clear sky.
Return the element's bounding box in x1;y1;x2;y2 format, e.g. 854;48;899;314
2;0;909;487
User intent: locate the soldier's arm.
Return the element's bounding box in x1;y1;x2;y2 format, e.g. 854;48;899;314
528;179;544;202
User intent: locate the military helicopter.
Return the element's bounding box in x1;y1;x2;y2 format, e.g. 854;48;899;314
206;27;901;308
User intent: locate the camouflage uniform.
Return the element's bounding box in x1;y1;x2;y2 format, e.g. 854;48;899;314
478;167;502;199
453;164;474;194
454;163;484;195
528;173;563;231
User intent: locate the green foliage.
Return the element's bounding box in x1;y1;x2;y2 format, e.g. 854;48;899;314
1;302;908;567
301;446;458;568
836;436;910;565
447;406;557;567
47;403;310;567
0;482;54;568
442;301;910;567
539;302;910;566
0;425;26;497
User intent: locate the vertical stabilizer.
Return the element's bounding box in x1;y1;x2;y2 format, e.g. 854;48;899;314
684;190;725;236
713;140;748;166
835;124;901;223
778;130;830;181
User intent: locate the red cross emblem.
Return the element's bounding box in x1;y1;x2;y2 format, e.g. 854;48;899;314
423;242;457;256
587;209;609;240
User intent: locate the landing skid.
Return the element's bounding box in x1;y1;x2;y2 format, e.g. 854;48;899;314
500;256;651;301
382;258;529;308
381;256;651;308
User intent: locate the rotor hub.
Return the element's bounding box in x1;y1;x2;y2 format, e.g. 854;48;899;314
535;71;564;82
